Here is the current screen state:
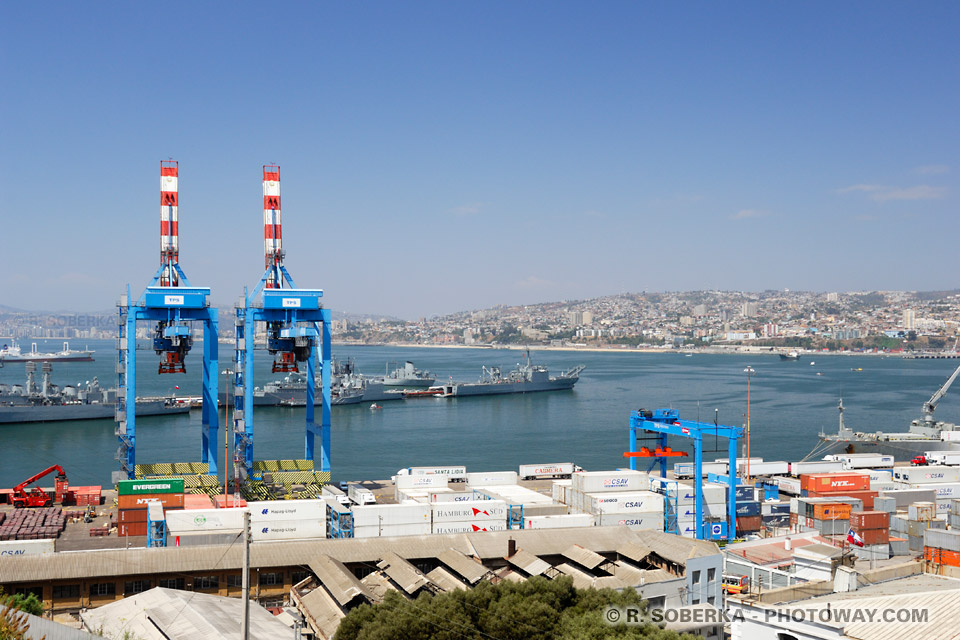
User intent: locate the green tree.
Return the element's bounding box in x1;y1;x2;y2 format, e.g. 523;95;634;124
333;576;692;640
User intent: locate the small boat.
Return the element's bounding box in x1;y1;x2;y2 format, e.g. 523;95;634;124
403;388;444;398
816;372;824;376
370;403;382;410
810;362;815;366
779;350;801;361
851;368;863;372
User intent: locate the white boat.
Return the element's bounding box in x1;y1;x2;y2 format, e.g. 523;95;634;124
0;340;95;365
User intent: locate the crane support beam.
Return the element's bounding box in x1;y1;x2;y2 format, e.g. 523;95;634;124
628;408;743;541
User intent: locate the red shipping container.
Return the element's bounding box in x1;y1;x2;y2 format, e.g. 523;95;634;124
850;511;889;530
800;473;870;493
118;522;148;537
117;493;184;510
184;494;213;510
117;509;147;524
736;515;762;532
856;528;889;545
212;495;247;509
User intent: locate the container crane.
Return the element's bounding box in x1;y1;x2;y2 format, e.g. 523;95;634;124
12;465;68;508
922;362;960;425
232;166;331;479
115;161;220;481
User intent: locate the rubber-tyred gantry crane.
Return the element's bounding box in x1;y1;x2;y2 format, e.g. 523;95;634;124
115;161;220;481
232;166;331;478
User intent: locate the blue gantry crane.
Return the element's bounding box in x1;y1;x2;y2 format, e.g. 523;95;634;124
627;408;743;541
231;166;332;479
115;161;219;482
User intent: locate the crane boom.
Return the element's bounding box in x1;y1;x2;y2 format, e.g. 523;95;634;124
923;363;960;424
12;465;68;508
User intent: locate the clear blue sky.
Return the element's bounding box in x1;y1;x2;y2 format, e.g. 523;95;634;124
2;3;957;318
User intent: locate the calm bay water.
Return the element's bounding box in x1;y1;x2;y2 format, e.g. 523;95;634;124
2;339;958;487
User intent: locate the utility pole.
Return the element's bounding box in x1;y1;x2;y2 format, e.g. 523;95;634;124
743;366;755;481
241;509;250;640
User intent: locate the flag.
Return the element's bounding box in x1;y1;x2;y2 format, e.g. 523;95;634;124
847;528;864;547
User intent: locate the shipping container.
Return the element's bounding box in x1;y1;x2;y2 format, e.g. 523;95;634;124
850;511;889;530
117;493;185;510
806;490;877;510
800;473;871;494
252;519;325;541
594;514;664;530
351;503;430;528
736;501;761;517
353;522;432;538
893;467;960;484
170;532;240;547
867;470;894;483
211;495;246;509
672;462;728;478
395;474;448;490
552;480;571;504
117;509;147;524
906;518;947;538
518;463;576;480
924;452;960;466
586;491;664;514
829;453;895;469
736;515;763;532
857;529;890;545
347;484;377;506
924;528;960;553
431;500;507;523
432;521;508;534
118;522;148;537
165;508;245;533
736;461;790;476
247;500;324;522
427;491;475;503
873;496;897;514
924;547;960;567
790;461;845;476
771;476;802;495
810;502;852;520
397;466;468;481
0;539;55;558
573;470;648;494
735;485;755;502
881;488;937;509
117;478;184;495
908;502;937;521
465;471;518;487
183;494;214;510
809;518;849;536
524;514;594;529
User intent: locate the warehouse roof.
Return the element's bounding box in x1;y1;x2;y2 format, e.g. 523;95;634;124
561;544;609;571
633;530;721;565
297;585;344;640
554;562;595;590
377;551;429;595
308;555;371;606
79;587;292;640
21;613;97;640
505;549;552;576
437;548;489;584
426;566;466;592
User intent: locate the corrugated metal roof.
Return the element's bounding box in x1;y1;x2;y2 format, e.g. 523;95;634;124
633;530;721;566
308;555;371;606
618;541;653;564
426;566;466;592
298;583;345;640
505;549;552;576
437;548;488;584
561;544;608;570
787;589;960;640
22;613;97;640
554;562;595;590
360;571;397;602
79;587;292;640
377;551;428;595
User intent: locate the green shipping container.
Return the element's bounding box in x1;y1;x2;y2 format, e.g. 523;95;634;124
117;478;185;496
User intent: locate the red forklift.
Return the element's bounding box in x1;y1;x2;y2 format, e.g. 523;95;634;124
11;465;68;508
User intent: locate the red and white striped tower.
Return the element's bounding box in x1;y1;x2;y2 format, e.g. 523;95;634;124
263;165;283;289
160;160;179;286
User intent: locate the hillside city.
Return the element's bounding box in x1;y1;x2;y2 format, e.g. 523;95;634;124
3;289;959;353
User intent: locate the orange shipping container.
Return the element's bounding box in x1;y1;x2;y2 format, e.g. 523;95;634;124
850;510;889;530
812;503;852;520
183;493;213;510
117;493;184;510
118;522;148;537
800;473;870;493
117;509;147;524
925;547;960;568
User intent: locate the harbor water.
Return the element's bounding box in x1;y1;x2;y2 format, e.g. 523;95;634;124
2;339;958;487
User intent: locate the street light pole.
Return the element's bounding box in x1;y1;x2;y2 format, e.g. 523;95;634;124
744;366;755;482
221;368;234;503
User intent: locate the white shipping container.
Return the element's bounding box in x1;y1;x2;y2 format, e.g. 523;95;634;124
252;519;326;541
574;470;649;493
893;467;960;484
737;461;790;476
790;461;845;475
921;483;960;499
396;474;448;490
871;483;898;492
429;491;476;503
830;454;895;469
524;514;594;529
351;503;431;528
868;470;894;483
466;471;518;487
431;500;508;523
672;462;728;478
353;522;432;538
166;508;245;533
0;539;55;558
587;491;664;514
519;463;575;479
595;514;664;530
432;521;508;534
941;431;960;442
715;457;763;465
677;502;728;519
925;452;960;466
552;480;571;503
405;466;468;480
247;500;324;522
772;476;802;495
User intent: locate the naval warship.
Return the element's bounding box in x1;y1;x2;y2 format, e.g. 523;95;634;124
0;362;188;424
432;350;585;397
808;362;960;460
380;361;436;387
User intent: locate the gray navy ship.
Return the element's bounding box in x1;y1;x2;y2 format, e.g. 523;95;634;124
381;361;435;387
433;350;585;397
809;362;960;460
228;359;403;407
0;362;188;424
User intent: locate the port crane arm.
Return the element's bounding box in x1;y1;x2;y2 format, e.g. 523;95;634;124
923;363;960;422
13;465;67;493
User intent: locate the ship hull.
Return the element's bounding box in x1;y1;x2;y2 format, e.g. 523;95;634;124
381;378;436;388
439;378;579;397
0;354;95;364
815;436;960;460
0;400;188;424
